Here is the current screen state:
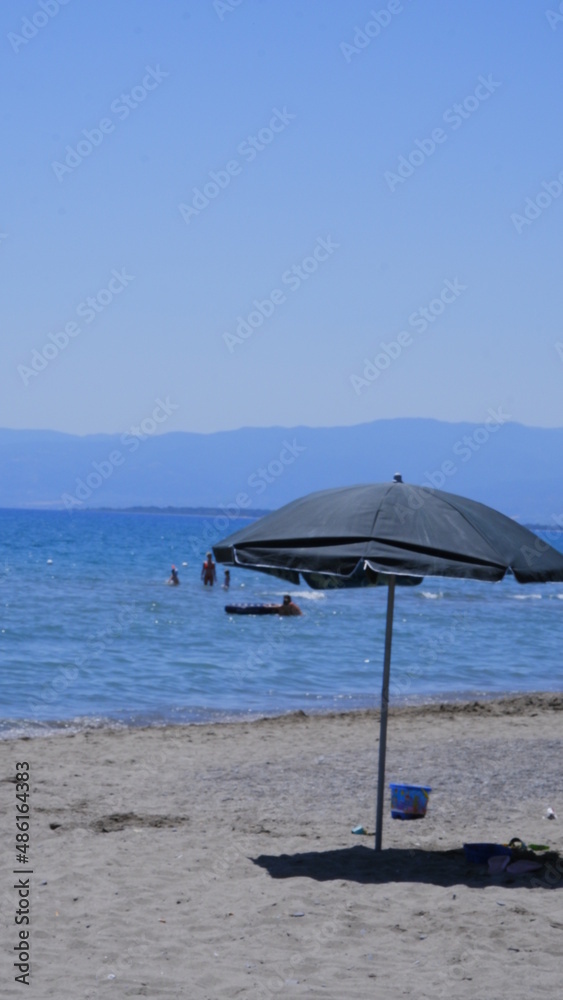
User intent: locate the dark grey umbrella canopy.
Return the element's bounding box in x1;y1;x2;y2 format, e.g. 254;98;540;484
214;479;563;584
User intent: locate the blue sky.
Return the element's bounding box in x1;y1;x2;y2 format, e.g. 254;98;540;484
2;0;563;436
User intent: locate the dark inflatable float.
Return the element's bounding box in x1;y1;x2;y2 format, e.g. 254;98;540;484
224;604;281;615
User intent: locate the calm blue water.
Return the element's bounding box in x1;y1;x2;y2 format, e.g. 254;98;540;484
1;509;562;738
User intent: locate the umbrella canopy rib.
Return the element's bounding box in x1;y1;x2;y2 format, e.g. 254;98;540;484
368;482;396;539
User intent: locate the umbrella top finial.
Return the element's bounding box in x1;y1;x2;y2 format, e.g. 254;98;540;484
393;473;403;483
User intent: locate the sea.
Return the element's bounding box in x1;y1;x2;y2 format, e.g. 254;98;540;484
1;508;562;739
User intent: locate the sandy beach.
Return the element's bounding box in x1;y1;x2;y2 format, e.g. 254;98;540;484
1;693;562;999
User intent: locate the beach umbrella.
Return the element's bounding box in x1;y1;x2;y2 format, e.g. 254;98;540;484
213;476;563;850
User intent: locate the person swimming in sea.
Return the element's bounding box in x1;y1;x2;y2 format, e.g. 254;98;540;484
276;594;302;616
201;552;217;587
167;565;180;585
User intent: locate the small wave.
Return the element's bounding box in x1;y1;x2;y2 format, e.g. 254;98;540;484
512;593;542;600
420;591;443;600
275;590;325;600
0;719;84;740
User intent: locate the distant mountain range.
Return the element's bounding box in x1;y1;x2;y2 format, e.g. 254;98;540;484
1;419;562;524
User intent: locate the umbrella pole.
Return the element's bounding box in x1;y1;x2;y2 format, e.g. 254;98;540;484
375;574;396;851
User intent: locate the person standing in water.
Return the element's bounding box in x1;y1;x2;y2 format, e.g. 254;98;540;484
168;565;180;586
222;569;230;590
201;552;217;586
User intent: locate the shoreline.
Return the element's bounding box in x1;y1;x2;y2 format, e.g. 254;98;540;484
2;690;561;742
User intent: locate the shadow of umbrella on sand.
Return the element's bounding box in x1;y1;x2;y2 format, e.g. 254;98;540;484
213;475;563;851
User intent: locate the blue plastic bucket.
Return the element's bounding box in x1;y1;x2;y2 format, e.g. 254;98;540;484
389;783;432;820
